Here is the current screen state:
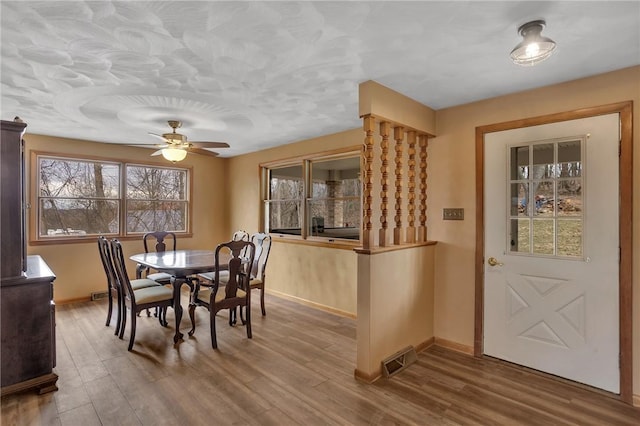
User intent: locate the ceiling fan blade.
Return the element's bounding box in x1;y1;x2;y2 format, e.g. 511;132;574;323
148;132;169;142
150;149;164;156
189;147;219;157
130;144;169;149
189;141;230;148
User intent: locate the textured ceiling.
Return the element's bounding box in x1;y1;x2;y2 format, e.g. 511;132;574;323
2;1;639;157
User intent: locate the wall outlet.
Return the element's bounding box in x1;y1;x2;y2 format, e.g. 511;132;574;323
443;208;464;220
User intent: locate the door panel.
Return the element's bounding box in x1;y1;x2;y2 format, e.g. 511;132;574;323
483;114;619;393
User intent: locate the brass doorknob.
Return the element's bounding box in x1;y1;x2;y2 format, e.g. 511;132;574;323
487;257;504;267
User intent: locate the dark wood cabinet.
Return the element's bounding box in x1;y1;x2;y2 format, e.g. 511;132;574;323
1;120;58;396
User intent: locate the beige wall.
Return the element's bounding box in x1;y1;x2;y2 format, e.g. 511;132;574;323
24;134;228;302
429;66;640;396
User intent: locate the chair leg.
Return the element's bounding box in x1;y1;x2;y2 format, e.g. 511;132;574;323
119;305;126;339
114;290;122;337
260;286;266;316
245;304;252;339
210;309;218;349
188;304;196;336
106;289;113;327
239;306;246;325
128;309;137;351
229;307;237;326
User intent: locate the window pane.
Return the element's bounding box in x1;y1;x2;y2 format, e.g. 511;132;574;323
511;183;528;216
39;159;119;198
127;166;187;200
532;143;555;178
533;181;554;216
39;198;119;236
126;200;187;233
510;145;529;180
509;218;530;253
558;140;581;177
533;219;554;255
557;219;582;257
311;157;360;198
270;166;303;200
268;200;302;235
307;199;360;240
558;180;582;216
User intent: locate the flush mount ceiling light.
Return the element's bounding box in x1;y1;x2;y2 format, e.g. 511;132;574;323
161;146;188;162
510;20;556;66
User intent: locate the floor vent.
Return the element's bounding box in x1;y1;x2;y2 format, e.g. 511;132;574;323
381;346;417;378
91;291;109;301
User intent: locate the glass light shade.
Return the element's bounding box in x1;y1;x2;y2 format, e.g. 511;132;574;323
161;147;188;162
510;20;556;66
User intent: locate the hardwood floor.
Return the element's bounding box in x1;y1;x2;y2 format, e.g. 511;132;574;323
2;292;638;425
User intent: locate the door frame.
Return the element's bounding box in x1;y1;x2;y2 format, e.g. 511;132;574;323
474;101;633;403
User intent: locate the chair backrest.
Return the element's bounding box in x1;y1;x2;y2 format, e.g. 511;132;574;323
110;239;135;300
250;233;272;281
97;236;117;293
231;230;249;242
143;231;177;253
213;239;255;301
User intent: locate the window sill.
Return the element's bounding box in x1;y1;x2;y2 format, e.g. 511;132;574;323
30;233;193;246
269;233;360;251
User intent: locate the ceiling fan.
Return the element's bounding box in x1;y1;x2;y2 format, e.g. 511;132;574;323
144;120;229;162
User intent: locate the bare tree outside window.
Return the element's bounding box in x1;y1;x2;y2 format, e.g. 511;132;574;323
39;158;120;236
37;155;190;240
126;165;188;233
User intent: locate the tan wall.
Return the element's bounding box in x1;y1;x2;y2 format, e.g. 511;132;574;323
24;134;228;302
226;128;362;316
429;66;640;395
356;245;435;379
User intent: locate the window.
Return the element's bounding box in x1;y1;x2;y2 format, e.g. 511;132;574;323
508;138;583;258
126;165;188;233
262;149;361;243
36;154;190;240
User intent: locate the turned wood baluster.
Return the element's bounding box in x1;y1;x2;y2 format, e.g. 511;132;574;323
393;126;404;245
406;131;417;243
379;122;390;247
362;115;375;249
418;134;428;242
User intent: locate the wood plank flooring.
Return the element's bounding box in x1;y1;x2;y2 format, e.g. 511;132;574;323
2;291;639;425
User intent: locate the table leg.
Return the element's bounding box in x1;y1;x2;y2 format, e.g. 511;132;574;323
171;276;185;343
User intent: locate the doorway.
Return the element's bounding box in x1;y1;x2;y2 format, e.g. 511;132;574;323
474;102;633;402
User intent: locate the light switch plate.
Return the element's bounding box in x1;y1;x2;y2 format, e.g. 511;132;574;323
443;208;464;220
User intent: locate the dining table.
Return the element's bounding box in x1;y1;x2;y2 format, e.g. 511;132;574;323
130;249;230;344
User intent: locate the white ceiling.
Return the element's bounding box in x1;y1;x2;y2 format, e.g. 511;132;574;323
2;1;639;157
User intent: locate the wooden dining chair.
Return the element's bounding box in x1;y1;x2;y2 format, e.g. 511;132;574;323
187;239;255;349
110;239;174;351
246;232;272;316
97;236;123;335
98;236;164;336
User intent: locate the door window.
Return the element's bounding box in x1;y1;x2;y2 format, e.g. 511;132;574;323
508;138;584;258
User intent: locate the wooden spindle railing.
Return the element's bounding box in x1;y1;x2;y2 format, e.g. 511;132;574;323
360;116;433;251
379;121;390;247
418;134;428;242
406;130;417;243
393;126;404;245
362;115;375;249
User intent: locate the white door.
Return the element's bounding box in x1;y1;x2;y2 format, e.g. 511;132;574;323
483;114;619;393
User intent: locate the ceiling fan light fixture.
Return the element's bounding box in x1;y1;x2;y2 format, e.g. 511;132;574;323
510;20;556;66
161;146;188;162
